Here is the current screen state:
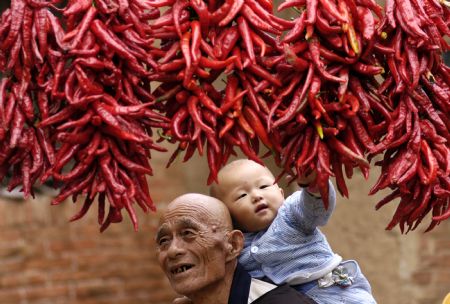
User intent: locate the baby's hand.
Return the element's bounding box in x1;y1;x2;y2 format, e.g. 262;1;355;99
297;170;321;197
297;170;317;187
173;296;193;304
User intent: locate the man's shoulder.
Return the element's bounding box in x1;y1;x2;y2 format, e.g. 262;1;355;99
251;284;317;304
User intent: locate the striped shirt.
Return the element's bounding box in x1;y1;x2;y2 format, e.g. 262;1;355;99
239;182;342;285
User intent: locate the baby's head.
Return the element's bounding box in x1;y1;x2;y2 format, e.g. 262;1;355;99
210;159;284;232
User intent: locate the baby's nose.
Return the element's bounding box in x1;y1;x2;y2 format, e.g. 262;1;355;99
252;192;263;203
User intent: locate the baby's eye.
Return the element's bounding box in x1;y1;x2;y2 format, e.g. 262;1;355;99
236;193;247;200
260;185;270;189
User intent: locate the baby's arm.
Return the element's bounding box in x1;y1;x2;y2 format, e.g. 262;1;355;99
282;180;337;232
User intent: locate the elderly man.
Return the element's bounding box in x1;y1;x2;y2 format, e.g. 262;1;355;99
156;193;316;304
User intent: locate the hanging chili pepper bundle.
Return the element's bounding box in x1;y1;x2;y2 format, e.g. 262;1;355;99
0;0;168;232
148;0;288;183
0;0;63;200
267;0;388;205
366;0;450;232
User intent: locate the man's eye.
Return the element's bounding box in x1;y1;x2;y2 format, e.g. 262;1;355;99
181;230;195;237
158;237;169;246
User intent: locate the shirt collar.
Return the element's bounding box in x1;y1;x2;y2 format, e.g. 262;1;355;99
228;263;251;304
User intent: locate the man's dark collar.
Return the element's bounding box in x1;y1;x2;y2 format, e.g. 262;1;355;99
228;263;251;304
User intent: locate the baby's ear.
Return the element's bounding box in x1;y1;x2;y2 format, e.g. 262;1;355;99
225;230;244;262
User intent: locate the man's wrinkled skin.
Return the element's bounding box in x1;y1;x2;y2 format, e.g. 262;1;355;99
156;193;244;304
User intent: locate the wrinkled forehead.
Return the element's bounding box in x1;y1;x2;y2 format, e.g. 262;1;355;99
157;215;205;236
159;201;219;230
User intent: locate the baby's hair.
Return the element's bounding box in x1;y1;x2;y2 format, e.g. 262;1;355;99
210;159;274;199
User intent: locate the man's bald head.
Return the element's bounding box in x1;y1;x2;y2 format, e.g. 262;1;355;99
162;193;234;231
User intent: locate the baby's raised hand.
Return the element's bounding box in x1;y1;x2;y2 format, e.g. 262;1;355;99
297;170;321;197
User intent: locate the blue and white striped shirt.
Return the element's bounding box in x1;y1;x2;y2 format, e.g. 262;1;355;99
239;182;342;285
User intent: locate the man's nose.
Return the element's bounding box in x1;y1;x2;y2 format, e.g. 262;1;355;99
167;237;186;259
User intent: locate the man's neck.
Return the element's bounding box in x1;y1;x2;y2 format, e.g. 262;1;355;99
189;263;236;304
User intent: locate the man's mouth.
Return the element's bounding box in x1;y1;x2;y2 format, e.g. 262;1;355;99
171;265;194;275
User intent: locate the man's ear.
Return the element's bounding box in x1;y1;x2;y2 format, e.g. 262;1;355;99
225;230;244;262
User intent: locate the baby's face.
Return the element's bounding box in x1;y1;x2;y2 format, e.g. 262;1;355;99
217;161;284;232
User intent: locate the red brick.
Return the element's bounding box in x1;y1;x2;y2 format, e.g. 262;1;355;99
427;254;450;267
25;257;72;271
434;239;450;252
0;260;25;275
0;272;24;288
0;289;23;303
75;281;121;299
411;271;432;285
24;285;69;300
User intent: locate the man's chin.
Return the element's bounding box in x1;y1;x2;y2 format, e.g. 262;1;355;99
169;270;200;294
172;283;200;297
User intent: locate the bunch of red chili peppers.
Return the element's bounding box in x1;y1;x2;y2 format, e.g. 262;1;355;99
0;0;168;231
0;0;449;233
367;0;450;232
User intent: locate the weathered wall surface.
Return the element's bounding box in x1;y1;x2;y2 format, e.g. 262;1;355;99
1;147;449;304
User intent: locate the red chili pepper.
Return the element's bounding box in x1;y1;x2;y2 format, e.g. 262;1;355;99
245;0;281;31
240;4;281;35
283;43;309;71
9;106;25;148
219;0;244;26
6;35;21;71
187;95;215;137
243;106;275;150
211;0;233;24
219;116;235;138
68;8;97;48
189;82;222;115
398;0;428;39
273;64;314;128
190;0;210;36
320;0;347;23
357;6;375;42
200;56;237;70
300;130;320;170
206;142;220;185
327;137;370;168
237;16;256;64
305;0;318;25
1;0;26;50
278;0;306;11
247;75;267;112
0;9;12;40
91;19;148;76
309;38;346;83
234;127;263;165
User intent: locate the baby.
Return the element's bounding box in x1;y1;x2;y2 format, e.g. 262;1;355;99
210;159;376;304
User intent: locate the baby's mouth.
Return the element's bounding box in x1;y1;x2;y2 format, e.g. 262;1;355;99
255;204;268;213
